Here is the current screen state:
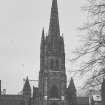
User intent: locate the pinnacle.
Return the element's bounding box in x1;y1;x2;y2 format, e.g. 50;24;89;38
68;77;76;92
42;28;45;39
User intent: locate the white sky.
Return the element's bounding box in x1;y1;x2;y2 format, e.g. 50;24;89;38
0;0;87;94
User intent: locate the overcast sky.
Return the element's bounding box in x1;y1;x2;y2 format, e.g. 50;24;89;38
0;0;87;94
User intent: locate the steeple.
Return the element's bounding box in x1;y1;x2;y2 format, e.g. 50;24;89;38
39;1;67;105
48;0;60;36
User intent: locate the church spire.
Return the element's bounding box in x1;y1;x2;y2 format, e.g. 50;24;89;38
48;0;60;36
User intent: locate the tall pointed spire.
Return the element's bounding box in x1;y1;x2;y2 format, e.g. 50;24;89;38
48;0;60;36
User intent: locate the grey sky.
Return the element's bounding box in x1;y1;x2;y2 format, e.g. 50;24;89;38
0;0;86;94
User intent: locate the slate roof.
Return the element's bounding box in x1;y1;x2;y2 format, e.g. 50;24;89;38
0;95;25;105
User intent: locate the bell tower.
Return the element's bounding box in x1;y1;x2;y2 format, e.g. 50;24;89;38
39;0;67;105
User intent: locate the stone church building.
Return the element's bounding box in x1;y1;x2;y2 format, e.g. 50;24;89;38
0;0;89;105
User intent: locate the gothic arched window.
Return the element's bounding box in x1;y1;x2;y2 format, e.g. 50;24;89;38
49;85;59;98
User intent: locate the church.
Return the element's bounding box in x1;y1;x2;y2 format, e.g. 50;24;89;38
0;0;89;105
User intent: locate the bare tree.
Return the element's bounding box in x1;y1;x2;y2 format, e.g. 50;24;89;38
72;0;105;89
